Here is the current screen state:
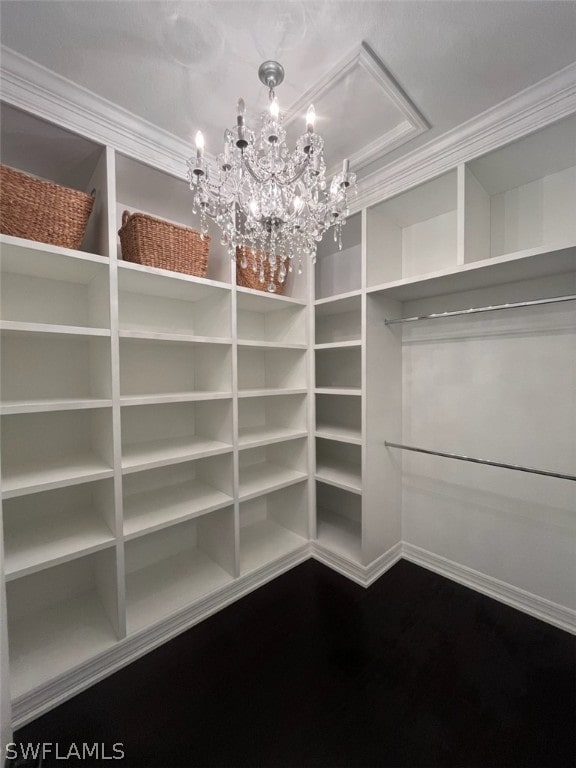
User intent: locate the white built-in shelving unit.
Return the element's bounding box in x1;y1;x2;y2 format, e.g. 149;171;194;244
314;112;576;583
1;99;575;735
0;102;311;728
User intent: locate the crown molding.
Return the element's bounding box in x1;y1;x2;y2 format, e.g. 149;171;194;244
354;60;576;212
1;46;575;219
0;46;193;180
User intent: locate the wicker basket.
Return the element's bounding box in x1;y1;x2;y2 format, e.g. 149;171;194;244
236;246;286;295
0;165;94;250
119;210;209;277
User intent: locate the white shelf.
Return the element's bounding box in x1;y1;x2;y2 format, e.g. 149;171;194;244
0;398;113;415
126;547;233;634
239;463;307;501
367;243;576;301
238;426;308;450
1;454;114;499
238;388;308;398
119;330;232;345
1;235;110;330
316;508;362;564
316;458;362;494
4;509;115;580
122;436;233;473
314;290;362;308
124;480;233;539
0;234;109;270
236;286;306;307
120;392;233;407
237;340;306;350
8;589;118;699
117;257;231;290
0;321;110;337
314;341;361;350
315;425;362;445
240;520;307;574
315;387;362;397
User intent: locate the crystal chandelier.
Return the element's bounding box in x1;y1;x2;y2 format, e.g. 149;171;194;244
188;60;357;292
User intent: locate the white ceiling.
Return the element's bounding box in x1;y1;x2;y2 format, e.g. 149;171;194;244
1;0;575;177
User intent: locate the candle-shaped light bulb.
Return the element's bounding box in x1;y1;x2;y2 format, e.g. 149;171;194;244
236;97;247;148
306;104;316;133
195;130;205;158
270;96;280;121
237;98;245;124
342;158;350;174
249;199;258;217
293;195;303;213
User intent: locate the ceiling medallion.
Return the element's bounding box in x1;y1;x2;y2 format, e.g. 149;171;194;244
188;60;357;291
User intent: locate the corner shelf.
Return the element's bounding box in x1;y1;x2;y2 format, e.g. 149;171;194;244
238;393;308;450
316;483;362;563
316;392;361;445
315;438;362;495
239;439;308;501
239;484;309;574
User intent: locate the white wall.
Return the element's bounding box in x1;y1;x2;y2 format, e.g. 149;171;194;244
401;273;576;609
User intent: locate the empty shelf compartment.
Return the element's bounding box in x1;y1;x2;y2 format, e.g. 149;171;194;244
7;549;120;698
1;409;114;497
240;483;309;574
316;482;362;563
237;347;307;392
238;393;307;449
239;439;308;500
125;510;235;633
316;438;362;493
3;480;116;579
316;393;361;444
123;456;233;538
121;400;233;473
119;338;232;399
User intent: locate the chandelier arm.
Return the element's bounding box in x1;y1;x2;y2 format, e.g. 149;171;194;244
242;155;273;185
271;160;310;187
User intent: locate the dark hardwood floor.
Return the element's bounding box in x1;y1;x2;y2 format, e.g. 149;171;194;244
10;560;576;768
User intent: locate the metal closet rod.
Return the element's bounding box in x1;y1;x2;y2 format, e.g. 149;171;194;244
384;294;576;326
384;441;576;482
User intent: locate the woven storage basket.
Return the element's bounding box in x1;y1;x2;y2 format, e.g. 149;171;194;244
0;165;94;250
119;210;209;277
236;246;286;295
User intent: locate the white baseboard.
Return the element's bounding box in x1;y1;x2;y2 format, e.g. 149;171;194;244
402;542;576;635
12;545;310;728
310;541;402;586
